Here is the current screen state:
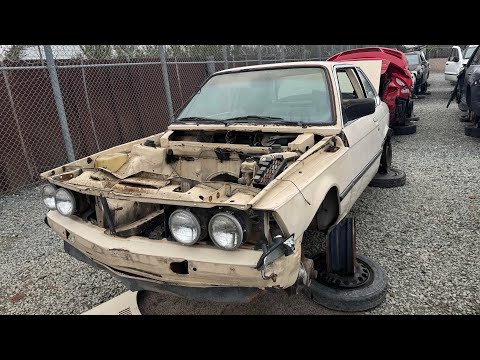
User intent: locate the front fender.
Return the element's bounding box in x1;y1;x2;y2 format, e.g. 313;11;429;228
251;140;349;237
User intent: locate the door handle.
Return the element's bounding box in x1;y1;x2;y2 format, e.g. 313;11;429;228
467;72;473;75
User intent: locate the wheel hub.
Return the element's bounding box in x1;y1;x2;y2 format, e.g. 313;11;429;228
313;252;372;289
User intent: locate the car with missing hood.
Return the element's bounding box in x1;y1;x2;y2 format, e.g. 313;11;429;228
448;45;480;137
445;45;478;83
41;61;402;310
328;47;417;135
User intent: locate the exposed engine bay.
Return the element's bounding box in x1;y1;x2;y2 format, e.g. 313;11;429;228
43;129;335;251
46;129;322;205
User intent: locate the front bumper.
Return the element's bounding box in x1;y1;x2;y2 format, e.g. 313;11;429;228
47;211;301;290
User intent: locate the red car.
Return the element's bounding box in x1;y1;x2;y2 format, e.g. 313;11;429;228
328;47;417;135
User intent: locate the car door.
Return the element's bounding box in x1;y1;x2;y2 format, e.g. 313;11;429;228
445;46;462;81
464;47;480;114
420;51;430;79
335;66;384;205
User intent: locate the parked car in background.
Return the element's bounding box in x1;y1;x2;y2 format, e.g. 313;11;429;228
448;46;480;137
40;61;396;311
444;45;479;83
405;51;430;95
328;47;417;135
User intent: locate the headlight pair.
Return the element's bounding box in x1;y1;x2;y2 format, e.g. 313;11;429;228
169;209;245;251
42;184;76;216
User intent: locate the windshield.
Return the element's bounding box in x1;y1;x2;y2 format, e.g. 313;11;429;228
176;67;334;125
463;46;478;60
405;54;420;65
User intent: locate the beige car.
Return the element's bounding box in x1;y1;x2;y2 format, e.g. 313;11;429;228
41;61;398;309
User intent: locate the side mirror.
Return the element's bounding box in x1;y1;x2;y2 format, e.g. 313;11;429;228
452;56;459;63
342;98;376;122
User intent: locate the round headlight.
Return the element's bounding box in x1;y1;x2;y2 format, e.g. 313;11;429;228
169;209;201;245
55;188;76;216
208;212;244;250
42;184;57;210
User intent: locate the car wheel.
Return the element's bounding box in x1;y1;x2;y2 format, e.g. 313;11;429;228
378;137;392;174
369;168;406;188
465;127;480;137
465;114;480;137
391;122;417;135
306;254;387;312
421;81;428;93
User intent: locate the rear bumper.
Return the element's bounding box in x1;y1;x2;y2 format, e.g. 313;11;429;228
47;211;300;291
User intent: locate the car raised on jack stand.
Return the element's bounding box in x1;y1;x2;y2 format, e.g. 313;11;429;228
41;61;405;312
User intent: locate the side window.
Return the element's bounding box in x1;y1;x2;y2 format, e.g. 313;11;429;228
448;48;459;62
337;69;365;100
337;71;356;99
337;68;367;125
357;69;377;100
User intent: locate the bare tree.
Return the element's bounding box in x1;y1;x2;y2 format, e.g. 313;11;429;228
2;45;31;61
113;45;144;60
80;45;113;59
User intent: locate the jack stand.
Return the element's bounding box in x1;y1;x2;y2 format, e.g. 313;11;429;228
315;218;370;289
307;217;387;312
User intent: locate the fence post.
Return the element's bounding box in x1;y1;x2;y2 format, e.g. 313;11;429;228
280;45;286;61
257;46;262;64
44;45;75;162
317;45;322;60
206;55;215;76
223;45;228;69
159;45;174;121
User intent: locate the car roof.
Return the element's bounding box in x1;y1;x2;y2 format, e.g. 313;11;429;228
214;61;341;75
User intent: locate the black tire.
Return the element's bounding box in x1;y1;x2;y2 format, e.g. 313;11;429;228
391;122;416;135
421;81;428;94
378;137;392;174
369;168;406;188
307;254;387;312
465;126;480;138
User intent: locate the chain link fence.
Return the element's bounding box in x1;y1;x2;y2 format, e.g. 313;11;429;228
0;44;449;195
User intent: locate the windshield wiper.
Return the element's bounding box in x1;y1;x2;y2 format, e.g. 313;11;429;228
224;115;308;128
223;115;284;122
173;117;226;125
175;117;218;123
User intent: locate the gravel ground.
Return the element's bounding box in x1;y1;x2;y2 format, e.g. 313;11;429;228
1;71;479;315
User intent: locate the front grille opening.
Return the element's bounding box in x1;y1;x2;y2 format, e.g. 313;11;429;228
170;260;189;274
